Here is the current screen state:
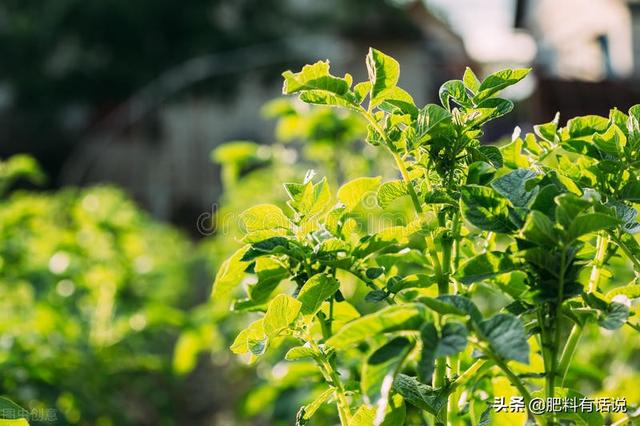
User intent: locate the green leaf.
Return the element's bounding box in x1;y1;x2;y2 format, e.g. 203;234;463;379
285;345;317;361
418;322;438;381
436;295;482;323
460;185;516;232
439;80;472;110
393;374;449;418
377;180;408;208
353;227;406;258
263;294;301;338
606;283;640;300
297;274;340;316
466;98;513;126
354;81;372;103
438;322;468;356
365;289;389;302
211;245;250;304
338;176;382;211
620;180;640;202
477;145;504;169
350;395;406;426
456;251;519;284
230;319;268;356
366;267;385;279
466;161;496;186
593;124;626;156
350;406;376;426
283;61;359;109
566;115;609;138
554;194;591;229
598;302;629;330
531;184;562;217
491;169;539;208
521;210;558;247
475;68;531;102
418;297;466;317
366;48;400;106
362;337;414;422
0;419;29;426
285;177;332;216
413;104;452;144
0;397;29;420
296;387;334;425
463;67;481;93
326;304;427;349
241;237;293;261
567;213;619;242
248;258;289;303
378;87;418;117
533;112;560;142
500;136;530;169
478;314;529;364
419;321;468;381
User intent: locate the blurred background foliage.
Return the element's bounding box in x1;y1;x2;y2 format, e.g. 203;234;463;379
1;0;640;424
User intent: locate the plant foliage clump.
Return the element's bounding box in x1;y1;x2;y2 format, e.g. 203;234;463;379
213;49;640;426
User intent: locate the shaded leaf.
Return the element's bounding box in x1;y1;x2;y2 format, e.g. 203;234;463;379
393;374;449;418
456;251;519;285
362;337;414;422
460;185;516;232
478;314;529;364
326;304;427;349
491;169;539;208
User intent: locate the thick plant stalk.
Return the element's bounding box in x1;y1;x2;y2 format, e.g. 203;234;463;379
559;233;609;385
588;233;609;293
557;323;583;386
447;354;461;424
307;335;352;425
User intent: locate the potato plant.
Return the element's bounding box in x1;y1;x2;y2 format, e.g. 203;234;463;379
0;163;196;425
212;49;640;425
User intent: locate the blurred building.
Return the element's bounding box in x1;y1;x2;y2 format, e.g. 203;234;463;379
3;0;640;231
57;4;468;229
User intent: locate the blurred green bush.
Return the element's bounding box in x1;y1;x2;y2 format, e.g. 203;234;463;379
0;171;197;424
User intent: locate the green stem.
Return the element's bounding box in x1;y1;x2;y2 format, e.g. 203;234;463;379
557;323;582;386
341;267;396;305
546;250;567;425
307;335;351;425
472;340;533;408
433;354;448;421
558;233;609;386
588;233;609;293
610;233;640;270
447;354;461;424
